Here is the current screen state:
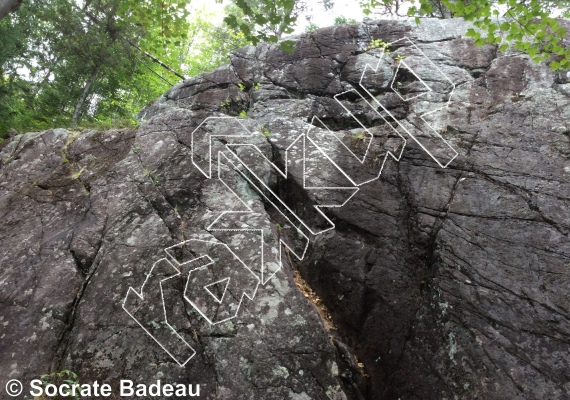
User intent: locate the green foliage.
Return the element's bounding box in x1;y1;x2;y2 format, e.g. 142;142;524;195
223;0;570;69
260;124;271;136
305;22;319;32
239;110;248;118
406;0;570;70
2;0;568;138
182;9;249;77
0;0;173;132
37;370;81;399
0;1;250;136
365;39;391;52
334;16;357;24
359;0;384;15
221;0;299;52
83;116;139;131
280;40;296;53
352;131;367;140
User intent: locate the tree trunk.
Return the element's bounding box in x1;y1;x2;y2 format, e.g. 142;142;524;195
127;40;186;80
435;0;452;19
0;0;23;20
71;64;100;127
31;68;54;98
82;9;186;81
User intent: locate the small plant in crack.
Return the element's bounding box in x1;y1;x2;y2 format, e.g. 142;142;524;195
259;125;271;137
239;110;248;118
70;167;86;180
237;82;245;91
394;54;406;65
132;146;141;153
142;166;160;186
393;81;403;94
365;38;390;53
351;131;367;141
253;82;260;90
368;153;381;167
142;167;152;177
220;98;231;109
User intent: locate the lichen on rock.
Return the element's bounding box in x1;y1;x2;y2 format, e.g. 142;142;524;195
2;17;570;400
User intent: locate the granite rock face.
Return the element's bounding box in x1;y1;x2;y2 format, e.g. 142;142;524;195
2;18;570;400
0;121;361;398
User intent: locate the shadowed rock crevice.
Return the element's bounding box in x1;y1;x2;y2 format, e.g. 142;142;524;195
2;18;570;400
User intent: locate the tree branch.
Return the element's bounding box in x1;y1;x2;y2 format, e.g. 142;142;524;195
126;40;186;81
82;7;187;81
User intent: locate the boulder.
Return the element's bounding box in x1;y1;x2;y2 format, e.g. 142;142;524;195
1;17;570;400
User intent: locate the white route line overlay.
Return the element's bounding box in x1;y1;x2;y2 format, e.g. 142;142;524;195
178;239;261;326
122;257;197;367
208;149;312;285
123;36;459;366
359;36;458;169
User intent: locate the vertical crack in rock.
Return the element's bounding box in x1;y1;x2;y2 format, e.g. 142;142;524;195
3;18;570;400
55;239;105;370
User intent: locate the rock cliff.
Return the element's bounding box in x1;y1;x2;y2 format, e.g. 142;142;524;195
1;18;570;400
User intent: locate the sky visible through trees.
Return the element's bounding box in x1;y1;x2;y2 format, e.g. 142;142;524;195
0;0;568;138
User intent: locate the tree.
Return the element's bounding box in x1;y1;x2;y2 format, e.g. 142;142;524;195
223;0;570;70
443;0;570;69
222;0;298;51
0;0;193;133
360;0;570;70
222;0;335;51
0;0;254;136
1;0;568;138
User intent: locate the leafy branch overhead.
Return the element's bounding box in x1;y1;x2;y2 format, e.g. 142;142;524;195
360;0;570;70
225;0;570;68
221;0;299;52
0;0;569;138
0;0;249;135
443;0;570;70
